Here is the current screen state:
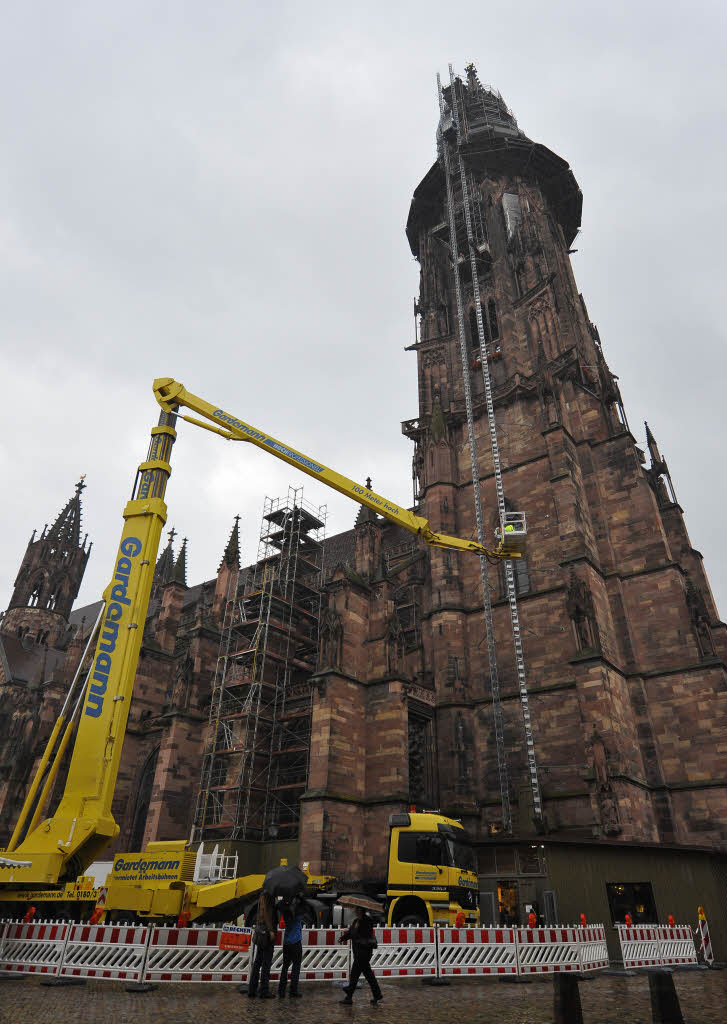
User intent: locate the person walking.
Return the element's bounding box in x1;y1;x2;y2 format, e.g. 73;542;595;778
248;891;277;999
278;895;304;998
338;905;383;1005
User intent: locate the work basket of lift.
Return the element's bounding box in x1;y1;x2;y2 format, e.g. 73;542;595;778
495;512;527;555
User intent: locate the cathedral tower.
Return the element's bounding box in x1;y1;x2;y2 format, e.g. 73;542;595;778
2;478;91;647
404;64;726;854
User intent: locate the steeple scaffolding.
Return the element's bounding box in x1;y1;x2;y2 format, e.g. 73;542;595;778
192;487;326;843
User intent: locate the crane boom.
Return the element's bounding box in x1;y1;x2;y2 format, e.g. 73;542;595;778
1;377;516;889
0;411;178;884
153;377;513;560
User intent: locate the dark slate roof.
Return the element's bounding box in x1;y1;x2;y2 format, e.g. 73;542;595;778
321;529;356;575
69;600;104;632
64;521;420;632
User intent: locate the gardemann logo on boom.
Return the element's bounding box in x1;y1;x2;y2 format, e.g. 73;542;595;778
85;537;142;718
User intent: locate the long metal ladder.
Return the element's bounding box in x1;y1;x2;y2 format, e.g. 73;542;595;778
438;65;543;828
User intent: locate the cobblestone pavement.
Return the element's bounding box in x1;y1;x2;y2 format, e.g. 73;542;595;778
1;970;725;1024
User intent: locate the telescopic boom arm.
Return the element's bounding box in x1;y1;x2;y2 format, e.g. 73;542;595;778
153;377;513;560
0;377;515;890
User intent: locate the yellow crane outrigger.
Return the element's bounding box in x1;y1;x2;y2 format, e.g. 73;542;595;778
0;378;517;903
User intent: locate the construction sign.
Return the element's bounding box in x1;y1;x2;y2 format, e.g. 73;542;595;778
219;924;252;952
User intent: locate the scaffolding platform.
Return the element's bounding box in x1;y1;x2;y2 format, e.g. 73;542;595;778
192;486;326;843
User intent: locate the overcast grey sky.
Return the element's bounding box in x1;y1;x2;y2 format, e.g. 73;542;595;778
1;1;725;620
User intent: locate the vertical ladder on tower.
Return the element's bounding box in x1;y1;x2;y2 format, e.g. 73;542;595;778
437;73;512;833
439;65;544;830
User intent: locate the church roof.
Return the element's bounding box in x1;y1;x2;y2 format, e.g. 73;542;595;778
69;600;104;631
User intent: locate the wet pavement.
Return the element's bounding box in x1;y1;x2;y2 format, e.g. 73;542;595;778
1;969;725;1023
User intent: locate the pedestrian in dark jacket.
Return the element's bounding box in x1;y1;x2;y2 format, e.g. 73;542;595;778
338;906;383;1005
278;896;304;998
248;891;277;998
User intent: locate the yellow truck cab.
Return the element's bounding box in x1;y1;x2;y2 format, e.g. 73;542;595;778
386;812;480;927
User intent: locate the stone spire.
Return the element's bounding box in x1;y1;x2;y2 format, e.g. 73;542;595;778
2;477;91;638
154;527;176;589
355;479;379;527
220;516;241;570
42;476;87;550
172;537;188;586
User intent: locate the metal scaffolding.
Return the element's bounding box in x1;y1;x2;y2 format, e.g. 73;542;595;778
192;487;326;843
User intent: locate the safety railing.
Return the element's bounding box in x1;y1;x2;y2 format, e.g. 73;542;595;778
1;919;703;985
616;924;698;969
0;919;618;984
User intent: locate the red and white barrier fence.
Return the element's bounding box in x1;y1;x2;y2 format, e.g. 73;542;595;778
616;924;698;969
59;923;150;982
143;925;250;984
370;927;437;978
515;926;581;974
438;927;518;976
0;920;70;977
10;917;694;984
578;925;609;972
269;928;349;982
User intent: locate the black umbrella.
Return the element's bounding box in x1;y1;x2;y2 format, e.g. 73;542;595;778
262;865;307;898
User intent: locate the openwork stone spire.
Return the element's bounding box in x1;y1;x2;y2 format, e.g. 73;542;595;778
220;515;241;570
172;537;188;586
4;477;91;627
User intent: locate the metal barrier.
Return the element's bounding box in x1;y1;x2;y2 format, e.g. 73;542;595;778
0;920;71;977
515;926;581;974
1;918;619;984
657;925;697;966
577;925;609;971
59;923;150;981
143;925;250;983
438;927;518;976
616;924;697;969
370;927;437;977
268;928;349;982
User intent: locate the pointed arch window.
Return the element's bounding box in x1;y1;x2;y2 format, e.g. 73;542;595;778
130;747;159;852
28;577;43;608
488;298;499;340
46;577;66;612
468;308;477;348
